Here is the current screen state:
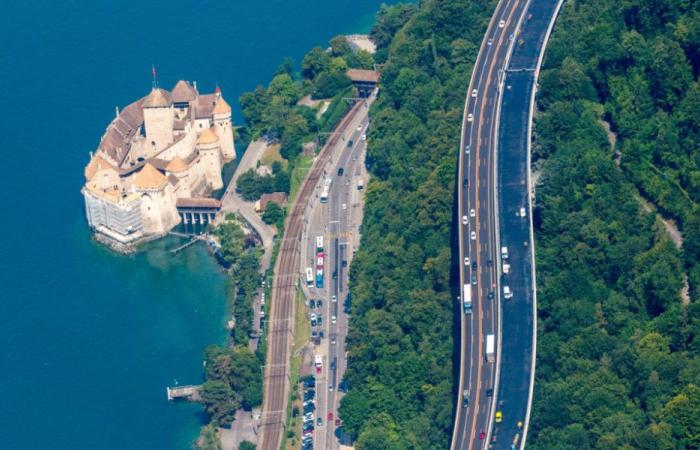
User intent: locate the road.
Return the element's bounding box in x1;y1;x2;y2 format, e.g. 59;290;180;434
492;1;563;448
452;1;531;449
312;103;372;450
452;0;563;449
258;100;367;450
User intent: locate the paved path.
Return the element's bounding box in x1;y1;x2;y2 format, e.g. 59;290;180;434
221;139;276;272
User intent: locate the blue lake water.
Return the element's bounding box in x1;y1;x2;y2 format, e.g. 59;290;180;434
0;1;396;448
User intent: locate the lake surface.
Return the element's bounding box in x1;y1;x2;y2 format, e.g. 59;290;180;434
0;1;397;448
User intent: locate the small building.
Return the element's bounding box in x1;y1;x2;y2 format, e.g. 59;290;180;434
255;192;287;212
175;197;222;225
347;69;380;98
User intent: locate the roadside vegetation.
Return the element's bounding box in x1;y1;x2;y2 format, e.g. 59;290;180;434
337;2;493;449
529;0;700;448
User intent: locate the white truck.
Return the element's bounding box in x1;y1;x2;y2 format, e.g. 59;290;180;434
486;334;495;363
463;284;472;315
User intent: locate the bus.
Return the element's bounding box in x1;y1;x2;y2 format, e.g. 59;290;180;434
305;267;314;288
320;177;332;203
316;269;324;288
316;235;324;253
463;284;472;314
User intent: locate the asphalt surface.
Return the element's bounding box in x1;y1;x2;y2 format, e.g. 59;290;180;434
452;1;531;449
258;101;365;450
492;1;562;449
296;95;373;450
318;111;371;450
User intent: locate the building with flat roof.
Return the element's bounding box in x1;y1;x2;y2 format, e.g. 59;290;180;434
82;80;236;245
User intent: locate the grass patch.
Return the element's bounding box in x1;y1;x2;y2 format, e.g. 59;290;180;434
289;155;314;203
260;144;287;170
281;289;311;450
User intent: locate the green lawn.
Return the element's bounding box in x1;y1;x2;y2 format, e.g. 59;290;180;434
289;155;314;203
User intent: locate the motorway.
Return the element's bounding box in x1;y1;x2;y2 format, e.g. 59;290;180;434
258;100;366;450
493;1;563;448
452;0;564;449
451;0;531;448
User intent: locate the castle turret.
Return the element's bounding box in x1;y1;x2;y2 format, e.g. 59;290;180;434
143;88;174;154
132;163;179;233
196;127;223;190
212;88;236;160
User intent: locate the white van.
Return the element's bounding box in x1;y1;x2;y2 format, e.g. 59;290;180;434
503;286;513;299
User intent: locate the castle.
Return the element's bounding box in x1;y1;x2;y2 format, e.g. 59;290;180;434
82;80;235;245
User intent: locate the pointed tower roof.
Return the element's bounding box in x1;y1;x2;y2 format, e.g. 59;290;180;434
166;156;188;172
143;88;172;108
212;96;231;115
171;80;198;103
197;127;219;145
133;163;167;189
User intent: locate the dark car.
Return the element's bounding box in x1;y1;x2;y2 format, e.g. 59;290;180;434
309;299;316;308
488;291;494;300
337;167;344;176
471;273;478;285
487;259;493;267
317;300;323;308
331;358;337;370
463;177;469;188
471;261;477;271
486;388;493;397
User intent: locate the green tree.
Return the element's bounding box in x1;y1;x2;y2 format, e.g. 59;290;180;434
262;202;284;226
200;380;237;426
302;47;331;80
238;441;256;450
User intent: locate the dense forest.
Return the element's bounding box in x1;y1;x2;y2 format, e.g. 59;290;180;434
530;0;700;448
337;0;700;449
338;1;495;448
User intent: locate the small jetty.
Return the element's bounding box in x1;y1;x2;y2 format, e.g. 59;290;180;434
166;384;202;401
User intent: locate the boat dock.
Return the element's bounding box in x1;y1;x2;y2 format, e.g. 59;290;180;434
166;384;202;401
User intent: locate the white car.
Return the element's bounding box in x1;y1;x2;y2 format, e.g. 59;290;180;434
487;38;493;46
357;125;362;131
520;207;526;218
499;20;505;28
467;113;474;122
471;231;476;240
310;313;317;321
462;215;468;225
472;89;478;98
470;208;475;217
465;144;470;154
332;295;337;303
361;134;366;141
464;256;470;266
331;315;337;324
342;203;347;210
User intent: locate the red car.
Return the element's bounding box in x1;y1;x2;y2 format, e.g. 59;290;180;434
335;418;341;427
327;412;333;421
479;431;485;440
316;366;322;375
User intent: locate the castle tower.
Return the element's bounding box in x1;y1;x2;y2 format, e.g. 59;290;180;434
171;80;198;120
143;88;174;154
132;163;179;233
212;88;236;160
196;127;224;190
